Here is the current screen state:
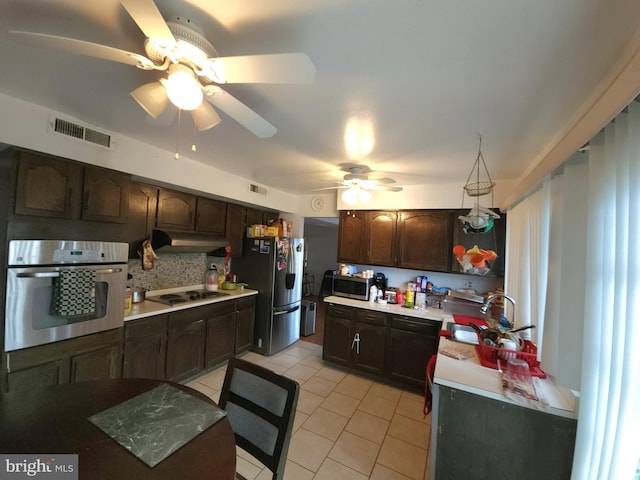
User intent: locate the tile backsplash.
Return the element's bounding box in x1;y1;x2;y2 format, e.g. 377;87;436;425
127;253;227;291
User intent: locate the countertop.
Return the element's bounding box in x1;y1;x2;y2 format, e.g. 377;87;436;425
125;286;258;322
323;295;447;322
434;318;579;419
323;296;578;419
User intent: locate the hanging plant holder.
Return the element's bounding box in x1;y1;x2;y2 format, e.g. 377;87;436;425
463;135;495;197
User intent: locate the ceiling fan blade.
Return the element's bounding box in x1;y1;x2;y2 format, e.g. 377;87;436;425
210;53;316;84
191;101;221;131
313;186;348;191
203;86;276;138
8;31;155;69
372;185;404;192
372;177;396;184
120;0;175;44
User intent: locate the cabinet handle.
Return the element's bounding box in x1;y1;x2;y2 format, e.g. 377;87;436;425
83;191;89;210
351;332;360;354
66;189;73;210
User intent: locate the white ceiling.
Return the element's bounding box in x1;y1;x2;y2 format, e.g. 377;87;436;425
0;0;638;196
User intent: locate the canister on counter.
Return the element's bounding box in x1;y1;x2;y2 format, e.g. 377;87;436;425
124;287;132;315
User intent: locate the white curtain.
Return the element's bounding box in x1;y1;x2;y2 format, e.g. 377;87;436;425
505;101;640;479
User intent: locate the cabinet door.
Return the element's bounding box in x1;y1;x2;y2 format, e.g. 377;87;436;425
366;211;397;266
245;208;265;227
225;203;246;257
450;208;506;276
353;322;386;375
323;304;354;365
166;309;206;382
70;344;122;382
337;211;366;263
205;302;236;367
82;167;130;223
196;197;227;235
386;317;438;388
397;210;452;271
122;315;168;380
14;152;82;219
235;297;256;354
127;183;159;258
6;359;69;392
156;189;197;230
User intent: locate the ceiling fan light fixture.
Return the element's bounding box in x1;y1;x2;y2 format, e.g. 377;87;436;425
341;185;371;205
191;101;221;131
165;64;203;110
130;81;169;118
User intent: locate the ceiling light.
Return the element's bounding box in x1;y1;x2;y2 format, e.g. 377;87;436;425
191;101;221;131
164;64;203;111
130;81;169;118
341;186;371;205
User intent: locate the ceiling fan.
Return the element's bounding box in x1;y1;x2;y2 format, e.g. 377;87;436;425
8;0;316;138
319;165;404;205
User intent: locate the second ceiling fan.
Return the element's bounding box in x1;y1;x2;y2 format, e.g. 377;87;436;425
319;165;404;205
9;0;316;138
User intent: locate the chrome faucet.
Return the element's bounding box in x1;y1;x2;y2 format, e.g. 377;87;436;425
480;293;515;315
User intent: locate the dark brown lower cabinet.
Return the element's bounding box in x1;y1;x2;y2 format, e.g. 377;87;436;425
323;304;355;366
5;328;123;393
323;302;441;389
323;304;387;377
122;314;168;380
205;302;236;368
235;296;256;354
166;307;207;382
387;315;440;387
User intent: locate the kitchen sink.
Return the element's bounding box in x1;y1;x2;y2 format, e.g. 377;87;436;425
446;322;479;345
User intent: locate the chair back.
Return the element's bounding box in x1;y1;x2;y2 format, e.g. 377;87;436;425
218;357;299;480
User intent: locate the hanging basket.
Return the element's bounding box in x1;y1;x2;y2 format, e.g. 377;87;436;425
463;136;495;198
464;180;496;197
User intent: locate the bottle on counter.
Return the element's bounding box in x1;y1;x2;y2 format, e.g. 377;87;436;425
369;285;378;303
205;265;219;291
405;282;416;308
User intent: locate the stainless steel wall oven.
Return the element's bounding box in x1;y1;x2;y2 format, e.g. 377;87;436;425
5;240;128;352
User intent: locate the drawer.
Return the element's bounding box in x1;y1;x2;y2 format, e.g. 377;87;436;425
356;309;387;326
236;296;256;310
125;315;168;340
390;315;440;335
327;304;355;320
168;305;212;330
210;300;236;316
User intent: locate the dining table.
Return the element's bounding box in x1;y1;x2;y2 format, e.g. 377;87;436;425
0;378;236;479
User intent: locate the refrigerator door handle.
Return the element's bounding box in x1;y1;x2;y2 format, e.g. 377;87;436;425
273;305;300;316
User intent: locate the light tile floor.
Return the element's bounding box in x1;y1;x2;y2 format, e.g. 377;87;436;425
185;341;432;480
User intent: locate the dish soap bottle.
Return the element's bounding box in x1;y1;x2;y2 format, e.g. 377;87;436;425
205;265;219;291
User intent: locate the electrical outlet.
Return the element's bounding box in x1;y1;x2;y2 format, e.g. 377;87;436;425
464;280;473;289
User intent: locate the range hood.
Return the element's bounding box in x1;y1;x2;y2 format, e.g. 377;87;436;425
151;229;229;254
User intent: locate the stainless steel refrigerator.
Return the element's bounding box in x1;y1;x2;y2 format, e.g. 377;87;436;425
233;237;304;355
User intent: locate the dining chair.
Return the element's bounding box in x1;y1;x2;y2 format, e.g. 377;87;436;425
218;357;300;480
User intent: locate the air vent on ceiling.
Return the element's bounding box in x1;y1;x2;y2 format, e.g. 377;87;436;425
48;116;115;150
249;184;267;195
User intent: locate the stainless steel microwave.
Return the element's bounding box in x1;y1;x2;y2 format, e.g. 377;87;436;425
332;275;373;301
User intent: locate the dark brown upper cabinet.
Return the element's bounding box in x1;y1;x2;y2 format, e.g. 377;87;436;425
127;182;159;258
195;197;227;235
155;189;197;231
396;210;452;271
81;167;130;224
365;211;397;266
14;151;130;224
225;203;246;257
337;210;366;263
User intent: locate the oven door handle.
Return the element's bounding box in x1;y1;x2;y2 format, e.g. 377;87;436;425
16;268;124;278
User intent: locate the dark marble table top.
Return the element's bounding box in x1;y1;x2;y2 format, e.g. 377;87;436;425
0;379;236;479
89;383;228;467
